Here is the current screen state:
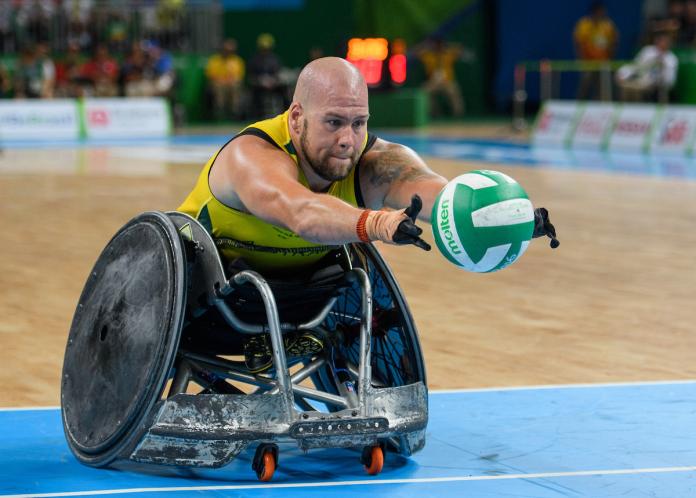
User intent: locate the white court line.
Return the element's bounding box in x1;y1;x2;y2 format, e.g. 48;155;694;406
4;379;696;412
2;466;696;497
0;406;59;412
430;378;696;394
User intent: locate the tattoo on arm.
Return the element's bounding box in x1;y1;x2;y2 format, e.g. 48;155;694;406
367;146;435;187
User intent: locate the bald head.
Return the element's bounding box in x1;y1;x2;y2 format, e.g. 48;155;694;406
293;57;368;110
287;57;370;188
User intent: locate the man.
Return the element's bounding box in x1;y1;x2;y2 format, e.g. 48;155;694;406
178;57;557;370
416;36;470;117
205;38;245;121
615;32;678;103
14;43;55;99
574;2;619;100
179;57;557;273
247;33;286;118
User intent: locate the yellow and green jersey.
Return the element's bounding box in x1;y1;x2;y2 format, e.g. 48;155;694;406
177;110;376;271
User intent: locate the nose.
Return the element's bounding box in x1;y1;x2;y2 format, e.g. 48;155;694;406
337;125;356;150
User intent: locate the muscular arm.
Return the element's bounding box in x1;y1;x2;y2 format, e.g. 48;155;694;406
209;136;365;245
359;138;447;223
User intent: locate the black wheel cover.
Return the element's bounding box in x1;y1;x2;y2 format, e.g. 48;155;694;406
61;212;186;466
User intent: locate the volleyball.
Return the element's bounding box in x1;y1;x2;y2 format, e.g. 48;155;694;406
431;170;535;273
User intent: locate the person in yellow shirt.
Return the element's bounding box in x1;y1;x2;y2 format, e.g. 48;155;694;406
574;2;619;100
206;39;246;120
416;36;467;117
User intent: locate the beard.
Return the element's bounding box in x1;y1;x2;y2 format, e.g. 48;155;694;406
299;122;358;182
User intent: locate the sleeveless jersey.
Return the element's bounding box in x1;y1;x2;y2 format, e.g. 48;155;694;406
177;111;376;271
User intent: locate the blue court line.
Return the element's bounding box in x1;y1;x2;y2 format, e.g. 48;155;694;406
2;382;696;497
2;131;696;180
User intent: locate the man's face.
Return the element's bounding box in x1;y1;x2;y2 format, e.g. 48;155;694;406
656;35;671;52
298;101;369;182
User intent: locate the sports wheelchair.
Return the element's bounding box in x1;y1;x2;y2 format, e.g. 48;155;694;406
60;211;428;481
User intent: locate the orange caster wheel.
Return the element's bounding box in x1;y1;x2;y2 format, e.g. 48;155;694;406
361;444;384;476
252;443;278;482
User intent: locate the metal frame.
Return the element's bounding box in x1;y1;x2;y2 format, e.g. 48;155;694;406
117;212;428;467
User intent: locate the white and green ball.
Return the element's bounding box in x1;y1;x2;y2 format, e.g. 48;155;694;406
431;170;534;273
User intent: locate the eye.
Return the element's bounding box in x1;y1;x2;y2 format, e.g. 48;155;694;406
327;119;342;128
353;120;366;129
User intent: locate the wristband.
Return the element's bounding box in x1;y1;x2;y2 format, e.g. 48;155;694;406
356;210;371;243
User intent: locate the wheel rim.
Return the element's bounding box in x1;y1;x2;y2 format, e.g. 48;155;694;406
323;244;425;387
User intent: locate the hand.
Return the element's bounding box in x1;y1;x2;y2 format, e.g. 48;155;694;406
533;207;559;249
363;195;431;251
393;195;431;251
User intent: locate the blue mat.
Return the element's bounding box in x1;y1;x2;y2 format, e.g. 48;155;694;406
2;381;696;497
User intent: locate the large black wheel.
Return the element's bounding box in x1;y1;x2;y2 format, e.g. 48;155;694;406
61;211;187;467
314;243;426;395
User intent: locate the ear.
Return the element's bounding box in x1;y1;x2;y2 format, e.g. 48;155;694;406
288;102;303;134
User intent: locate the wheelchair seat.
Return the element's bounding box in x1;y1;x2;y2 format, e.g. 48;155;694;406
222;254;350;325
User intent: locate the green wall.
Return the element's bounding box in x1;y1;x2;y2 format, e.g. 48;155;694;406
221;0;493;116
222;0;355;66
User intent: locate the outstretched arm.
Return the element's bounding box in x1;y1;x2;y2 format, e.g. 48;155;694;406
359;138;560;249
210;136;367;245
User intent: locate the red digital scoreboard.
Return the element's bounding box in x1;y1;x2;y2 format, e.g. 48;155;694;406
346;38;407;87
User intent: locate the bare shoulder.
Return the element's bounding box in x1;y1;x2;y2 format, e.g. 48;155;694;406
210;134;298;209
218;134;297;175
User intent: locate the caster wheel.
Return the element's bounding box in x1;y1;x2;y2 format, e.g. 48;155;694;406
361;444;384;476
252;443;278;482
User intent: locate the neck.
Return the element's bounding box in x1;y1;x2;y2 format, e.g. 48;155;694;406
297;155;332;192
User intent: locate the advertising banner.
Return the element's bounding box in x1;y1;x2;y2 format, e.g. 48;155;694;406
570;103;617;150
0;100;80;141
532;100;581;148
607;104;657;153
650;106;696;155
82;98;171;139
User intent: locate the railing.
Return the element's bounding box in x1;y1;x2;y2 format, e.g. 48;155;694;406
512;59;639;131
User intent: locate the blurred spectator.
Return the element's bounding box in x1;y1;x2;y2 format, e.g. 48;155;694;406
206;38;245;121
615;32;678;103
0;64;13;98
156;0;185;50
54;40;89;97
14;43;55;99
121;41;151;96
415;36;470;117
35;41;56;98
121;40;174;98
573;2;619;100
67;17;93;53
105;10;129;55
248;33;286;118
82;43;119;97
144;39;175;97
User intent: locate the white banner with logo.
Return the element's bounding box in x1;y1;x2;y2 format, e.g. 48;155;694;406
533;102;696;156
82;98;171;139
532;100;581;148
570;103;617;149
650;106;696;155
0;100;80;140
607;104;656;152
